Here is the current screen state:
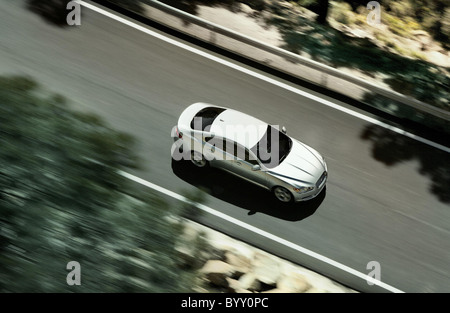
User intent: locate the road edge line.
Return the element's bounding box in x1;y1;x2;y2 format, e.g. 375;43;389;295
119;170;405;293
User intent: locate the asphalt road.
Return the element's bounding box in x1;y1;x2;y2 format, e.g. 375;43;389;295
1;0;449;292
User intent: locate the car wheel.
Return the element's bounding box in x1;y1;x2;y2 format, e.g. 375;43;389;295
273;186;293;203
191;151;208;168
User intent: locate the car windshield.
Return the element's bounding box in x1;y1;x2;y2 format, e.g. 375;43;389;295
250;125;292;169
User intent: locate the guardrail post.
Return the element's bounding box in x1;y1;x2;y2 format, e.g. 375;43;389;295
207;25;216;44
321;72;328;88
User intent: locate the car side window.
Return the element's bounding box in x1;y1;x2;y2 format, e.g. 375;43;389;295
213;139;239;159
205;136;227;151
245;149;259;165
204;137;258;165
204;136;230;161
235;143;258;165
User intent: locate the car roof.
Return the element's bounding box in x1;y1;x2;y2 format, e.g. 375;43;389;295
178;103;270;148
209;107;268;149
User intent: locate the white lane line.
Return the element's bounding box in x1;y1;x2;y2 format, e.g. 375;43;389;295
78;0;449;154
119;170;404;293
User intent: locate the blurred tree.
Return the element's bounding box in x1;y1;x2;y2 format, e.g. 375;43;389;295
343;0;370;11
296;0;450;35
381;0;450;45
298;0;380;24
316;0;330;24
0;76;198;292
297;0;330;24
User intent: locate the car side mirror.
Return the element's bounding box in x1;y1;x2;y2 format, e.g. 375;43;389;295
281;126;287;134
252;164;261;171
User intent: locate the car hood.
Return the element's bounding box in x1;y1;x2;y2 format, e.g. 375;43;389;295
267;139;326;186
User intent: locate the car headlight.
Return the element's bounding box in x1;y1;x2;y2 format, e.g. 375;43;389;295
293;186;314;193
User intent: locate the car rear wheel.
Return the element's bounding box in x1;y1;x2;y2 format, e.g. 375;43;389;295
191;151;208;168
273;186;293;203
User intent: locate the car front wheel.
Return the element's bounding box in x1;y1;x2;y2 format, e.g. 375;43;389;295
273;186;293;203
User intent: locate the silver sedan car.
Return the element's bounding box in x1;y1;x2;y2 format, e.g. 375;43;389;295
172;103;327;203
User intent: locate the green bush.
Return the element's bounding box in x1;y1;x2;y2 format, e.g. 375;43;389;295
296;0;318;8
330;2;355;24
389;0;414;17
0;75;202;292
383;13;421;37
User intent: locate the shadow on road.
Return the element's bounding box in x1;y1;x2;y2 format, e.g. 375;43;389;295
171;159;324;221
26;0;144;26
26;0;70;26
361;124;450;204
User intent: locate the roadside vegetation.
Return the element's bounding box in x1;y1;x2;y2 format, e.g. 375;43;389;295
268;1;449;112
0;75;209;292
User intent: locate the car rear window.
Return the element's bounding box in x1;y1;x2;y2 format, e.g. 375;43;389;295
190;107;226;131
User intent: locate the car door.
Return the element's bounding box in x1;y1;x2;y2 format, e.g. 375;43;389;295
203;135;232;170
227;142;268;189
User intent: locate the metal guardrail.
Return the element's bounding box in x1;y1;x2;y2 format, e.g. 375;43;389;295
145;0;450;122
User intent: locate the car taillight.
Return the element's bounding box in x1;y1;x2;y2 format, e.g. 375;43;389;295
176;127;183;139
